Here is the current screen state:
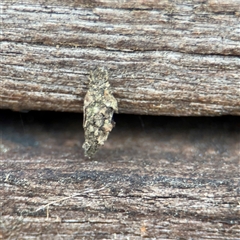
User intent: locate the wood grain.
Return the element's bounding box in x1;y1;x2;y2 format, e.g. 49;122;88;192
1;0;240;115
1;111;239;239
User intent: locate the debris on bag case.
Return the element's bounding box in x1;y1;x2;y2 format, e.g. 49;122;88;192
82;67;118;158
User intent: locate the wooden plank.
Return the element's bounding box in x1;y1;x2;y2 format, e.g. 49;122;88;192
1;111;239;239
1;0;240;115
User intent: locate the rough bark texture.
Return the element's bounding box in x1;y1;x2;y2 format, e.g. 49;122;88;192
1;0;240;116
1;111;240;239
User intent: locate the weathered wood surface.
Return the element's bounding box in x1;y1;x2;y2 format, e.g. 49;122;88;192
1;111;240;239
1;0;240;116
